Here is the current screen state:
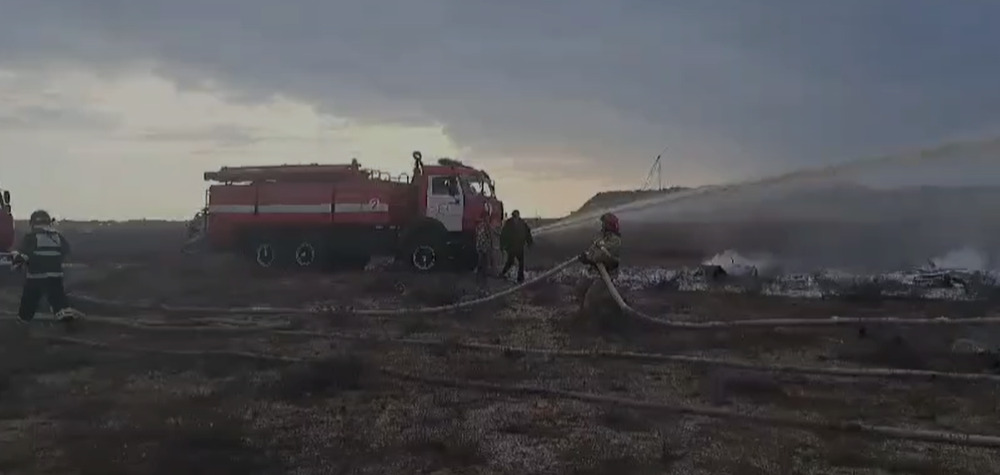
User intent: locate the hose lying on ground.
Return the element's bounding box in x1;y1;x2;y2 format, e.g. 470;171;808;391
66;256;1000;327
41;334;1000;449
57;315;1000;383
11;256;1000;386
596;264;1000;328
71;257;578;317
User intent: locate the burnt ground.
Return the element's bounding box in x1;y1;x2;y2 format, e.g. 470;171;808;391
1;223;1000;474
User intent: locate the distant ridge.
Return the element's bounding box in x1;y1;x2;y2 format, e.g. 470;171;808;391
570;187;689;216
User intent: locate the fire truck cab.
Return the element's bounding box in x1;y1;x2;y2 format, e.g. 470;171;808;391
197;151;504;271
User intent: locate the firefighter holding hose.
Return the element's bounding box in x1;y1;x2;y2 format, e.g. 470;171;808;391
577;212;623;322
12;210;82;323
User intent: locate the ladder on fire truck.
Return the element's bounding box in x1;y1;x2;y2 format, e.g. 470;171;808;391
203;160;412;184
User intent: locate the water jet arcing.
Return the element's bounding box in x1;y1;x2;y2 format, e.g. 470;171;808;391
537;136;1000;273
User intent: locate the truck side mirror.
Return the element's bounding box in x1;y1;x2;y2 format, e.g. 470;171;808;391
2;191;8;204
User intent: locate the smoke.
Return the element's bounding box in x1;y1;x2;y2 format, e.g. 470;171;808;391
702;250;774;276
537;137;1000;272
929;247;990;271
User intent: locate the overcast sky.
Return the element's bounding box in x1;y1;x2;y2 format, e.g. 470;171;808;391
1;0;998;219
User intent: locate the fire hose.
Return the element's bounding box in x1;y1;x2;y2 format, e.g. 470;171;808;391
50;315;1000;383
9;256;1000;448
72;257;579;316
67;257;1000;327
37;257;1000;387
39;254;1000;388
42;334;1000;449
594;264;1000;328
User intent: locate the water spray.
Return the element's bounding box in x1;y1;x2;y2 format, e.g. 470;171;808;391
538;136;1000;236
535;135;1000;273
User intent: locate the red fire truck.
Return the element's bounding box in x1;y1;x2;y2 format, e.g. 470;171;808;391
196;151;504;271
0;188;13;267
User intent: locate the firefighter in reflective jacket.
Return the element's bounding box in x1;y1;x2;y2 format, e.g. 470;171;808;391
12;210;81;322
577;213;622;318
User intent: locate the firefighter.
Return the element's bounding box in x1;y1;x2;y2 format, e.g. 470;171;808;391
12;210;82;323
577;212;623;323
474;210;495;282
499;210;533;283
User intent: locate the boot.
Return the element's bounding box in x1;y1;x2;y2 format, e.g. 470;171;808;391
56;307;84;322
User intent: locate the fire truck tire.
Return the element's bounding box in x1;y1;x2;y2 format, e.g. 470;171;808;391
293;241;318;268
405;232;445;272
288;236;334;270
410;244;438;271
253;242;277;268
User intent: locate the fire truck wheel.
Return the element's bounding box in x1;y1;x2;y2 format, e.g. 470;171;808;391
293;241;318;267
410;244;438;271
254;242;277;268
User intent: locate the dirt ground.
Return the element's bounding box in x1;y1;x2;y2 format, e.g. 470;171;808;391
2;223;1000;474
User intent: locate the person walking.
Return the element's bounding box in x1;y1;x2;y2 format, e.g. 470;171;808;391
499;210;533;283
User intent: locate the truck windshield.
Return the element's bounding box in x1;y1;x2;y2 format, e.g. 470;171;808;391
463;175;494;198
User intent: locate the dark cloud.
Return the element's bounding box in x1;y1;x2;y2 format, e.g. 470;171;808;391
2;0;999;184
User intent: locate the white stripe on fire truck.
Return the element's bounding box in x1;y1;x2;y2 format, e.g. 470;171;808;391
334;202;389;213
208;205;255;213
208;203;389;214
259;204;331;213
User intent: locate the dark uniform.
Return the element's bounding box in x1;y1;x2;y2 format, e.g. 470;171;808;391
499;210;533;283
13;210;80;322
577;213;623;319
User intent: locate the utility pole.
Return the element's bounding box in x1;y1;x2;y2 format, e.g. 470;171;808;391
656;155;663;191
641;151;664;191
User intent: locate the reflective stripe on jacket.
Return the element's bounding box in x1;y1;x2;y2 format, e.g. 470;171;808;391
18;226;70;279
